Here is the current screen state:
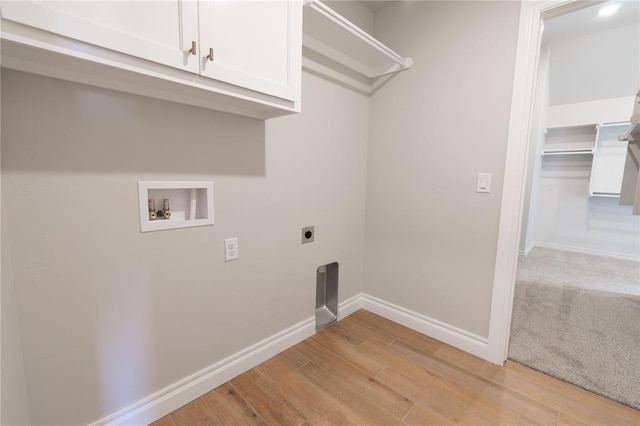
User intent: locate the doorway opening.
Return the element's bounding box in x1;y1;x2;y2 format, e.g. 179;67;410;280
493;0;639;410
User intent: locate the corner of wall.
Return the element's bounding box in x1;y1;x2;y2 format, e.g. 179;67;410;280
1;200;32;425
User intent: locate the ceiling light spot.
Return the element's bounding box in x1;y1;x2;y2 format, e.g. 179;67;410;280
599;3;620;17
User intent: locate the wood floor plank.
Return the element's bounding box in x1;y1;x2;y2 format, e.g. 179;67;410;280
230;369;308;425
200;383;265;426
375;367;474;424
323;321;368;346
368;341;558;425
169;398;220;426
556;412;589;425
276;346;310;371
254;356;359;425
506;360;640;418
297;361;404;425
388;339;490;391
295;336;414;420
388;339;560;425
433;343;550;420
517;413;551;426
376;359;520;425
350;310;443;354
309;329;385;377
403;403;457;425
151;310;640;426
149;415;176;426
494;361;640;425
330;312;396;345
434;344;502;380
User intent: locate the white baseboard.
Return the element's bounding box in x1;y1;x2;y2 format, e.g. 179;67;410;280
519;243;534;256
534;242;640;263
92;316;316;426
92;293;487;425
360;294;488;360
338;292;363;320
93;294;364;425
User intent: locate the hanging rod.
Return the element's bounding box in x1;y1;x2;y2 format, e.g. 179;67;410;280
304;0;412;71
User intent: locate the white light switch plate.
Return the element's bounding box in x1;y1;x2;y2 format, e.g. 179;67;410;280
477;173;492;193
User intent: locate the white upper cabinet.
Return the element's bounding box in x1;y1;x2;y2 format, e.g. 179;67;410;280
199;1;301;101
0;0;302;119
1;1;200;73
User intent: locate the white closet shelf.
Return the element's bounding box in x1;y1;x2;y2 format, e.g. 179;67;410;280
598;121;632;128
542;148;594;156
302;0;412;95
543;123;597;155
545;123;596;131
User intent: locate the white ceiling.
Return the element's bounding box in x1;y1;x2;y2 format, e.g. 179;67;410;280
543;1;640;43
357;1;638;43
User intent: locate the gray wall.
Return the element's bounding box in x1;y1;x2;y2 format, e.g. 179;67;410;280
1;69;370;425
364;0;521;338
1;1;527;423
325;0;374;33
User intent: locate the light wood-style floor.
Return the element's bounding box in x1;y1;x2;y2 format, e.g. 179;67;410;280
152;310;640;425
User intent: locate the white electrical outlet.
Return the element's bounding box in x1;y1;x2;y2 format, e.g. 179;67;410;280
225;238;238;261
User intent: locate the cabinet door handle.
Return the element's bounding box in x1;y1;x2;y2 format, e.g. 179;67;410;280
188;41;196;55
207;47;214;61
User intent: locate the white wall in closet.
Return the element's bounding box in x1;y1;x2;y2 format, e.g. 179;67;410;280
533;21;640;260
549;24;639;106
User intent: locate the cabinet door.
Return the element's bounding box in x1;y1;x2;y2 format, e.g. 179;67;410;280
1;1;199;73
198;0;302;101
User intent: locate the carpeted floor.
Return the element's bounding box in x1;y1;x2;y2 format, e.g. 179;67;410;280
509;248;640;410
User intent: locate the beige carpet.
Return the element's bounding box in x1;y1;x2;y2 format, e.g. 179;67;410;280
509;248;640;410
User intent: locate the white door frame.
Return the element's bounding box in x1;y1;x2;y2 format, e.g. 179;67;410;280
486;0;608;364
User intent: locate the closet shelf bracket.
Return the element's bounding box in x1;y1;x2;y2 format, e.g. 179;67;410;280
618;123;638;142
